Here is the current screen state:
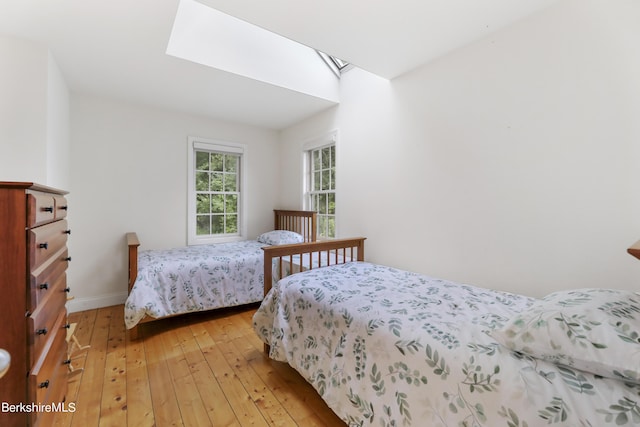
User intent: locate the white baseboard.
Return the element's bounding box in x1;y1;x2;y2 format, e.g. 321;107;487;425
66;292;128;313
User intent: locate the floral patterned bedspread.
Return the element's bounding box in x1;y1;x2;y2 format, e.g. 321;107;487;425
253;262;640;426
125;240;266;329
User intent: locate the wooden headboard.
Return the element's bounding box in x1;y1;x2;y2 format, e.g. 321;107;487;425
274;209;317;242
628;239;640;260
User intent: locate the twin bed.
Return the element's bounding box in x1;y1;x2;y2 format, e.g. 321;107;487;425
253;238;640;426
124;209;317;339
125;220;640;426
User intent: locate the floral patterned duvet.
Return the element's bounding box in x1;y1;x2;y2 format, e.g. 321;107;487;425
125;240;266;329
253;262;640;426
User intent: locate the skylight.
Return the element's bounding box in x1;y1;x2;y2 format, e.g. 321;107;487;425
167;0;339;102
316;50;352;78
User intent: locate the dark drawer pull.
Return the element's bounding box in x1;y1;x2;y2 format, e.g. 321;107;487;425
60;205;68;211
39;283;49;290
64;256;72;262
64;229;71;235
39;242;49;249
63;323;71;329
63;359;71;365
64;287;71;293
39;380;49;389
36;328;48;335
42;206;53;213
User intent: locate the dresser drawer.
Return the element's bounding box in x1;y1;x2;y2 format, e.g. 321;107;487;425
28;277;68;366
29;220;70;271
54;195;68;220
29;248;69;313
27;191;56;227
29;311;68;427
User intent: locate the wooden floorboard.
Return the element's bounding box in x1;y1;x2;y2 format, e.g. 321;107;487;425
54;305;346;427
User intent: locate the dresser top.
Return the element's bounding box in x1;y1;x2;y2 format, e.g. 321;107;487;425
0;181;68;195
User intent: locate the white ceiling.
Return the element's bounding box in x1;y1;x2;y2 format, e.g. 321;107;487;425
0;0;560;130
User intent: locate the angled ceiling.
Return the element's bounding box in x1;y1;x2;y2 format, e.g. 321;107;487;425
0;0;560;130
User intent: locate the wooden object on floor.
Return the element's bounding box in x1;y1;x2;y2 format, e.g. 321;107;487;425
65;323;90;376
53;304;345;427
0;182;70;427
628;239;640;260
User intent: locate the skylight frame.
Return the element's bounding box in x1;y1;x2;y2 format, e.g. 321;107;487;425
316;50;352;78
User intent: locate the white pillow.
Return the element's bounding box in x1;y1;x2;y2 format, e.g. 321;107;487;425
257;230;305;245
492;288;640;383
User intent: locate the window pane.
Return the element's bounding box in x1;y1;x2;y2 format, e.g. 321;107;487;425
211;194;224;213
322;170;330;191
311;194;318;211
330;168;335;190
314;171;321;191
328;192;335;214
226;214;238;233
211;215;224;234
196;194;210;214
211;153;224;171
322;147;330;168
196;215;210;235
318;216;327;238
225;155;238;173
196;151;210;171
330;145;335;167
210;172;223;191
224;173;237;192
328;216;335;238
313;150;321;170
318;193;327;214
226;194;237;213
196;171;209;191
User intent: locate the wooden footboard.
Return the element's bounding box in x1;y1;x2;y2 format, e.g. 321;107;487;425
263;237;366;296
126;232;141;339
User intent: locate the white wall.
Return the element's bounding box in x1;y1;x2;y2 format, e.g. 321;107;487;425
0;35;65;185
67;94;280;312
279;0;640;297
46;51;71;190
0;36;69;188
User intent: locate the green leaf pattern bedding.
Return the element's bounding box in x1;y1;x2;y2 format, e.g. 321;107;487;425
253;262;640;426
125;240;266;329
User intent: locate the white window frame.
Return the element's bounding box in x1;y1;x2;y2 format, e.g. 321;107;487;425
187;136;247;245
303;130;337;239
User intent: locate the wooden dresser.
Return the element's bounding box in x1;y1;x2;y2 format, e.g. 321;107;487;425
0;182;71;427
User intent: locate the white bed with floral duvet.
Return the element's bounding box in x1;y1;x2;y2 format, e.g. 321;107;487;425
124;229;307;330
253;261;640;426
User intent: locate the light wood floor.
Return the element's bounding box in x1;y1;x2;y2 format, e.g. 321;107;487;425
53;304;346;427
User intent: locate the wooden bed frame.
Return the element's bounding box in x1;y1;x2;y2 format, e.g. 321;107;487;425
126;209;317;339
628;239;640;260
261;236;366;353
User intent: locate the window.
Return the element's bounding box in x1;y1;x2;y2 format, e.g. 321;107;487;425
188;137;246;245
305;135;336;239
